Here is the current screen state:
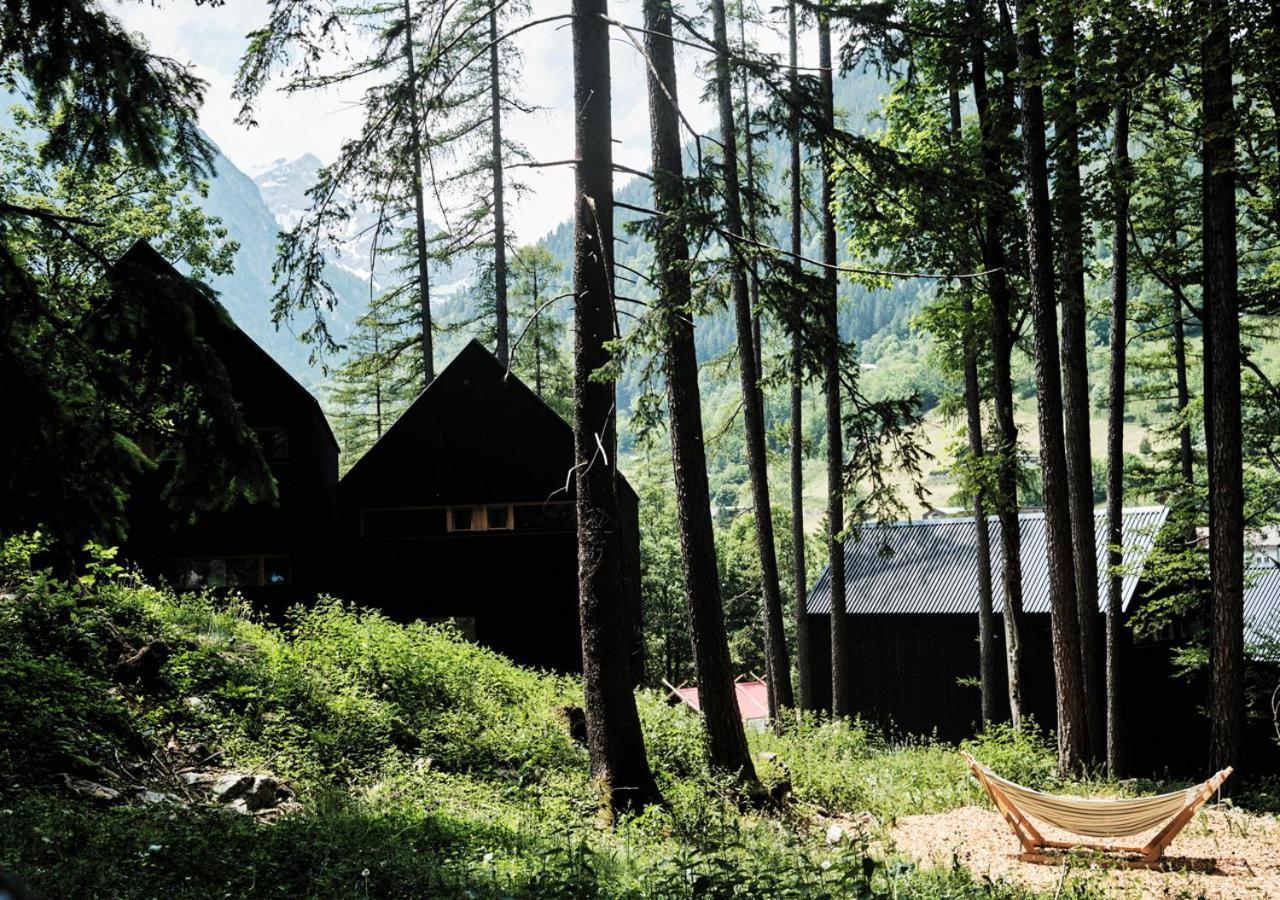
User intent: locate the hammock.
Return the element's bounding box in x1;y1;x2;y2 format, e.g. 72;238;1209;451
962;752;1233;868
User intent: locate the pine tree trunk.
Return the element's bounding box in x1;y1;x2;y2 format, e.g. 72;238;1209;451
1201;0;1244;777
817;11;850;719
950;89;1002;727
708;0;793;717
967;0;1027;726
736;5;791;719
571;0;661;814
740;13;765;388
489;3;509;366
788;0;812;712
1172;287;1195;486
402;0;434;383
644;0;761;784
1013;0;1087;775
1050;14;1103;763
1105;97;1129;778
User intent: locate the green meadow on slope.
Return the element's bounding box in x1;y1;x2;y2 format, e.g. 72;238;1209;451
0;537;1115;899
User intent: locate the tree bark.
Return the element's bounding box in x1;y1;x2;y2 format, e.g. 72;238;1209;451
1013;0;1088;775
644;0;761;784
739;12;765;388
950;88;1002;727
1050;12;1103;763
1105;96;1129;778
967;0;1028;727
788;0;812;712
735;15;791;715
402;0;434;383
489;3;509;366
817;10;850;719
1171;284;1195;486
571;0;661;814
708;0;793;717
1202;0;1244;777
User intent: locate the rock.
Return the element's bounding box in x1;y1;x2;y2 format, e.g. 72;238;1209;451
136;790;178;805
210;774;255;803
185;696;208;712
60;774;120;802
210;774;282;811
180;770;216;786
242;776;280;811
825;824;845;845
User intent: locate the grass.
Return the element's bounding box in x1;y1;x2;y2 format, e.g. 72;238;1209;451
0;537;1119;898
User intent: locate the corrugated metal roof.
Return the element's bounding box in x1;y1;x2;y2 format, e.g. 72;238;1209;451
806;507;1170;616
1244;567;1280;661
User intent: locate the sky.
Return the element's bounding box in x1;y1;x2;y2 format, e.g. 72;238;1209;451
110;0;799;243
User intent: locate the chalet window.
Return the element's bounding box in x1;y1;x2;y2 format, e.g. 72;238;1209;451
449;506;474;532
253;426;291;461
447;504;514;533
487;505;510;530
161;555;291;589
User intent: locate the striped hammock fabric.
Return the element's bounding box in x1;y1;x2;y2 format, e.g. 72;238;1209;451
976;766;1197;837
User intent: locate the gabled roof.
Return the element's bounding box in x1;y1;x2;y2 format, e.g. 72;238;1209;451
806;506;1170;616
109;239;337;451
341;339;637;501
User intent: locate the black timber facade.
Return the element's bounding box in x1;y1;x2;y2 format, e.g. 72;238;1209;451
805;507;1279;775
337;340;644;678
116;241;340;609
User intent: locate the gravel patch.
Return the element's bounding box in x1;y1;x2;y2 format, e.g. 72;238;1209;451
891;805;1280;898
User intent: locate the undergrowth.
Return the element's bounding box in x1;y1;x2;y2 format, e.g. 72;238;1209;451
0;536;1093;897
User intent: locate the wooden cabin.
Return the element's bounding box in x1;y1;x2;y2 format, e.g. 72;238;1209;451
116;240;340;609
805;507;1280;774
337;339;645;678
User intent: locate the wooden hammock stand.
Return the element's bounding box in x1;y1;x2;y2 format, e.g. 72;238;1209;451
963;752;1233;870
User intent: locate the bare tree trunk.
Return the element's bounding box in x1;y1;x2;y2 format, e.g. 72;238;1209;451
708;0;793;716
532;267;544;397
734;15;790;715
1051;13;1103;763
1013;0;1087;775
1172;287;1195;486
1202;0;1244;777
968;0;1027;726
739;12;765;388
788;0;812;712
489;2;509;366
571;0;661;815
644;0;761;785
817;10;850;719
950;89;1001;727
403;0;434;384
1105;97;1129;778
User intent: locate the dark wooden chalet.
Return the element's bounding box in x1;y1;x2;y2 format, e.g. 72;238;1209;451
116;241;340;608
806;507;1280;774
338;339;644;678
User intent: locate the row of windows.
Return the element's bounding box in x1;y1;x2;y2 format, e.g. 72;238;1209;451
160;555;291;589
361;502;574;540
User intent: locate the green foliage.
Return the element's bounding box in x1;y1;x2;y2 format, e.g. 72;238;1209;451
0;542;1074;898
508;244;571;417
961;721;1059;791
0;106;270;549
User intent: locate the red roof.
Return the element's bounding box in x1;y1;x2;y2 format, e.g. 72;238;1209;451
667;675;770;721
